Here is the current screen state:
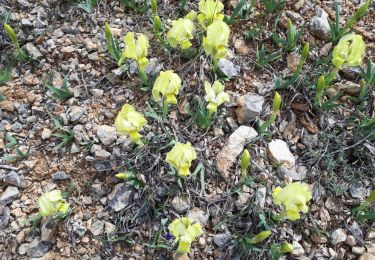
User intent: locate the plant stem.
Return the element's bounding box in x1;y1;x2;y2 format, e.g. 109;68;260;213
325;67;340;85
162;99;169;121
139;68;148;87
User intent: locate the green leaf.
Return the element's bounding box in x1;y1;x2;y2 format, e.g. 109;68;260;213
4;132;17;148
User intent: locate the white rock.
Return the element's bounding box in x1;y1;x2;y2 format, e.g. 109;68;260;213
186;208;209;225
268;139;295;168
89;220;104;236
331;228;347;244
216;126;258;178
41;128;52;140
24;43;43;59
171;196;190;214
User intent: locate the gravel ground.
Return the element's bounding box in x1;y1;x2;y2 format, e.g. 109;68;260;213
0;0;374;259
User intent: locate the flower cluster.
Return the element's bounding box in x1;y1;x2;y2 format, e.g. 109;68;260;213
332;33;365;69
38;190;70;218
272;182;312;221
115;104;148;144
204;80;229;115
168;217;203;253
166;142;197;177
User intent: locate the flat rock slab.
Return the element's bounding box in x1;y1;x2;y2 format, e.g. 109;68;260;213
216;126;258;178
268;139;295;168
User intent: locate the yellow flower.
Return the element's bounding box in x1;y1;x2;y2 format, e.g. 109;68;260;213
167;15;195;50
332;34;365;69
249;230;272;244
166;142;197;177
38;190;70;218
272;182;312;221
152;70;182;105
168;217;203;253
203;20;230;60
118;32;149;70
204;80;229;115
197;0;224;28
115;104;147;144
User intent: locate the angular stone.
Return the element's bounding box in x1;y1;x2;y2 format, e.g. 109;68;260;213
214;233;231;248
27;237;50;258
310;8;331;40
216;126;258;178
41;219;58;241
186;208;209;225
52;171;70;181
218;59;239;78
89;220;104;236
331;228;347;244
108;183;133;212
24;42;43;59
0;186;20;205
236;94;264;124
96;125;117;146
3;171;27;188
171;196;190;214
268;139;295;168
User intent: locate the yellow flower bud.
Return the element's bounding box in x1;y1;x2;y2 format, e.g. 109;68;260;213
249;230;272;244
152;70;182;105
166;142;197;177
280;242;294;253
38;190;70;218
118;32;149;71
332;34;365;69
168;217;203;253
115;104;147;144
197;0;224;28
272;182;312;221
203;20;230;60
240;149;251;172
272;91;282;113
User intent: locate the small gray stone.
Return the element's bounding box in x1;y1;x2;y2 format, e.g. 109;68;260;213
24;42;43;59
72;222;87;237
3;171;27;188
90;89;104;98
108;183;133;212
0;186;20;205
52;171;70;181
0;206;10;227
145;58;162;76
186;208;209;225
41;219;58;241
310;8;331;40
171;196;190;214
97;125;117;146
236;94;264;124
214;233;231;248
255;187;267;209
11;122;23;133
349;183;366;199
21;18;33;27
89;220;104;236
218;59;239;78
332;228;347;244
26;237;50;257
69;106;86;122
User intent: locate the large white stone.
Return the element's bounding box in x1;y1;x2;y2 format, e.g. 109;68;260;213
268;139;295;168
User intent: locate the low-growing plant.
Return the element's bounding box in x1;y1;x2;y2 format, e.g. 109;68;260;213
46;75;73;101
165;142;197;177
204;80;229;116
270;242;293;260
358;60;375;101
118;32;150;85
197;0;225;29
168;217;203;254
329;0;372;43
53;131;75;151
152;70;182;118
258;91;282;134
273;18;303;51
105;22;121;63
272;182;312;221
203;20;230;71
115;171;144;189
224;0;254;25
3;23;28;61
3;145;31;161
314;34;365;107
261;0;285;14
0;68;11;101
256;44;282;68
115;104;148;144
275;42;309;89
78;0;98;13
121;0;148;13
352;190;375;223
358;116;375;139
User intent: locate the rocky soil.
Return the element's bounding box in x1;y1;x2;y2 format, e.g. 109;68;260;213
0;0;374;259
